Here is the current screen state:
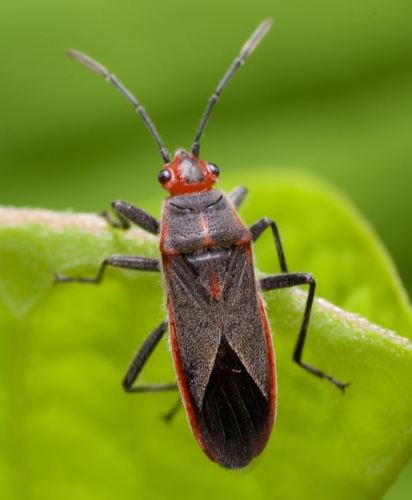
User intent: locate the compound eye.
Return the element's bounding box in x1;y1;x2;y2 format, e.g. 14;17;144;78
208;163;220;176
158;169;172;184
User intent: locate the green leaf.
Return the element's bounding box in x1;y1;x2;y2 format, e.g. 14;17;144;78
0;172;411;500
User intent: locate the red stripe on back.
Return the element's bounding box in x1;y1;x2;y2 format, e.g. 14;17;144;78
258;296;277;436
246;243;277;457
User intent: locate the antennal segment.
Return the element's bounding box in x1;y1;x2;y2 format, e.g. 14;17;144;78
191;18;273;158
67;49;170;164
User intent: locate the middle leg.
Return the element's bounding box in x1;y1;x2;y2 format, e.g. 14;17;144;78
54;255;160;284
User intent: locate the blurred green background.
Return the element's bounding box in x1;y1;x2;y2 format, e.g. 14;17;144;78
1;0;411;498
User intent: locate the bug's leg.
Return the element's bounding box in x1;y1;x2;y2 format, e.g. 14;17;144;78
162;397;182;423
100;208;130;230
228;186;248;209
260;272;350;392
54;255;159;284
250;217;288;273
102;200;160;235
123;320;177;393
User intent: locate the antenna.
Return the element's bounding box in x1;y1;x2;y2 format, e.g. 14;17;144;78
67;49;170;164
191;18;273;158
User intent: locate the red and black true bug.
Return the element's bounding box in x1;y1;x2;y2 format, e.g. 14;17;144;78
56;19;348;469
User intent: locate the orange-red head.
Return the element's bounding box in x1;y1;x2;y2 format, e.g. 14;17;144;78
157;150;219;197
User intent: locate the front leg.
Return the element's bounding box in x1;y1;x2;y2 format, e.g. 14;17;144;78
54;255;159;284
261;272;349;392
228;186;248;209
250;217;288;273
102;200;160;235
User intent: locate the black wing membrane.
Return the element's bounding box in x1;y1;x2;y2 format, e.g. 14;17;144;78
165;245;272;468
200;335;270;468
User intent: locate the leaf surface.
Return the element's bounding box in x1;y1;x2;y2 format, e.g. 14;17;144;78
0;173;411;500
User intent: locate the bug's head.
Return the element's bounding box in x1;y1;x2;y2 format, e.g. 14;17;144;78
157;150;219;196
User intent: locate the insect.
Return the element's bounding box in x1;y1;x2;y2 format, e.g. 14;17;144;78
55;19;348;469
